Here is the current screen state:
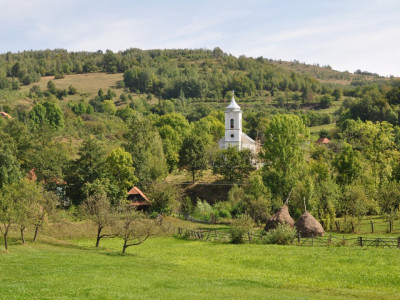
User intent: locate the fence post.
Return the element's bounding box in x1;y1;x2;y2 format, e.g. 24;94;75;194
370;220;374;233
312;234;314;247
297;233;300;243
359;236;363;247
397;237;400;249
328;235;332;245
351;221;354;233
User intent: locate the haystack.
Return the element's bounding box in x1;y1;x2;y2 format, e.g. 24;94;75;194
294;211;324;237
264;205;294;231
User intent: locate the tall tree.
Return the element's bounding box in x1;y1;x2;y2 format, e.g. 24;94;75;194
124;114;167;186
261;114;309;201
66;138;105;205
213;146;254;181
104;148;137;204
178;135;208;182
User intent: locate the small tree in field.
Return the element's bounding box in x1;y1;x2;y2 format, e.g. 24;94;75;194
0;183;17;250
117;209;157;254
31;190;58;242
81;180;117;247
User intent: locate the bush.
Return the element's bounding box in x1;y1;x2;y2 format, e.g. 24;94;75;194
229;214;254;244
263;223;296;245
193;199;213;221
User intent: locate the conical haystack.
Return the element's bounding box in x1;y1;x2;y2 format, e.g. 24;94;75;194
294;211;324;237
264;205;294;231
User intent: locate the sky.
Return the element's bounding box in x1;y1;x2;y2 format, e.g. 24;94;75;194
1;0;399;76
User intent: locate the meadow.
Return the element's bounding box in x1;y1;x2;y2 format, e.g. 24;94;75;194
1;219;400;300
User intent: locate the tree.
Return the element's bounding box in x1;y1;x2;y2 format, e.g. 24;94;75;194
104;148;137;204
0;182;18;250
124;114;167;185
146;181;182;215
29;101;64;132
31;189;58;242
213;146;254;181
81;180;117;247
116;210;157;254
66;138;105;205
0;147;21;189
334;143;362;186
261;114;309;200
319;94;333;109
102;100;116;115
332;88;343;101
178;135;208;182
243;173;271;223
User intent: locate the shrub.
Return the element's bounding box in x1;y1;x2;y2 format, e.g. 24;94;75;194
263;223;296;245
193;199;213;221
229;214;254;244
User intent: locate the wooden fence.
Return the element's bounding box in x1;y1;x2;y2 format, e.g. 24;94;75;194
176;227;400;248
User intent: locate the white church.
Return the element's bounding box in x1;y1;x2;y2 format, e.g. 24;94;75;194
218;93;257;154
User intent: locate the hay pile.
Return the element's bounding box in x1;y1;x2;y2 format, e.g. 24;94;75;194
294;211;324;237
264;205;294;232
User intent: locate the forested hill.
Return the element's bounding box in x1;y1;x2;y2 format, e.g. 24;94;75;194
0;47;394;100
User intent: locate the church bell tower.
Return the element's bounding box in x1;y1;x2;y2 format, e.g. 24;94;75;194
224;92;242;149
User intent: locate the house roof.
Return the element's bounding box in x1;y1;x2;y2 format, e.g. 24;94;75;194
0;111;13;119
316;138;330;144
127;186;150;204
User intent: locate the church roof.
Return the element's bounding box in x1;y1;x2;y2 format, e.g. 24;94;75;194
226;94;241;111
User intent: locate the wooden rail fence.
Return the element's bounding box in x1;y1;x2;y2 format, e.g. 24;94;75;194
176;228;400;248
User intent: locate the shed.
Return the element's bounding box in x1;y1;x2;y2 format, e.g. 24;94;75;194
316;138;330;144
127;186;151;209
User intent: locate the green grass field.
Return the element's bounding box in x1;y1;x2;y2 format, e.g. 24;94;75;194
1;225;400;299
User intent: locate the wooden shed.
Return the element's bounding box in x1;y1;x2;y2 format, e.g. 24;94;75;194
127;186;151;209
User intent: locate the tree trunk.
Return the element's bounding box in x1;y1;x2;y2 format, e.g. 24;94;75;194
192;170;195;182
4;233;7;250
20;226;26;244
33;225;39;242
96;225;103;247
122;239;127;254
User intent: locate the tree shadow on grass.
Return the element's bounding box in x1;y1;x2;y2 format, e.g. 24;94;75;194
37;237;138;257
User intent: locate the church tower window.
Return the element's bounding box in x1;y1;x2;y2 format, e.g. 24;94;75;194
230;118;234;129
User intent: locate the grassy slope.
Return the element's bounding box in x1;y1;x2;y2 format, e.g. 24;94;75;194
1;236;400;300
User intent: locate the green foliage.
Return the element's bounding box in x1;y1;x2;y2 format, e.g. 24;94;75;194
192;199;213;221
0;146;21;189
178;135;208;182
29;101;64;132
124;114;167;185
229;214;254;244
66;138;105;205
104;147;137;204
319;94;333;108
213;146;254;181
261;114;309;202
263;223;297;245
146;181;182;215
102;100;116;115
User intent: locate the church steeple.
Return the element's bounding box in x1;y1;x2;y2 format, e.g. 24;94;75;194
223;91;242;149
226;91;241;111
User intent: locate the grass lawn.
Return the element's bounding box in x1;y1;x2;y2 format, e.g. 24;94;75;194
1;235;400;299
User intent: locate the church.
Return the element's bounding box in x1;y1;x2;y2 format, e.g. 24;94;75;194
218;93;257;154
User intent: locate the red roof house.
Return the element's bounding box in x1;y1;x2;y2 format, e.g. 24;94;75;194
316;138;330;144
0;111;13;119
127;186;151;208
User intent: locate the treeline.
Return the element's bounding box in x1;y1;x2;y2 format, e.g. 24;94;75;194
0;48;331;101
